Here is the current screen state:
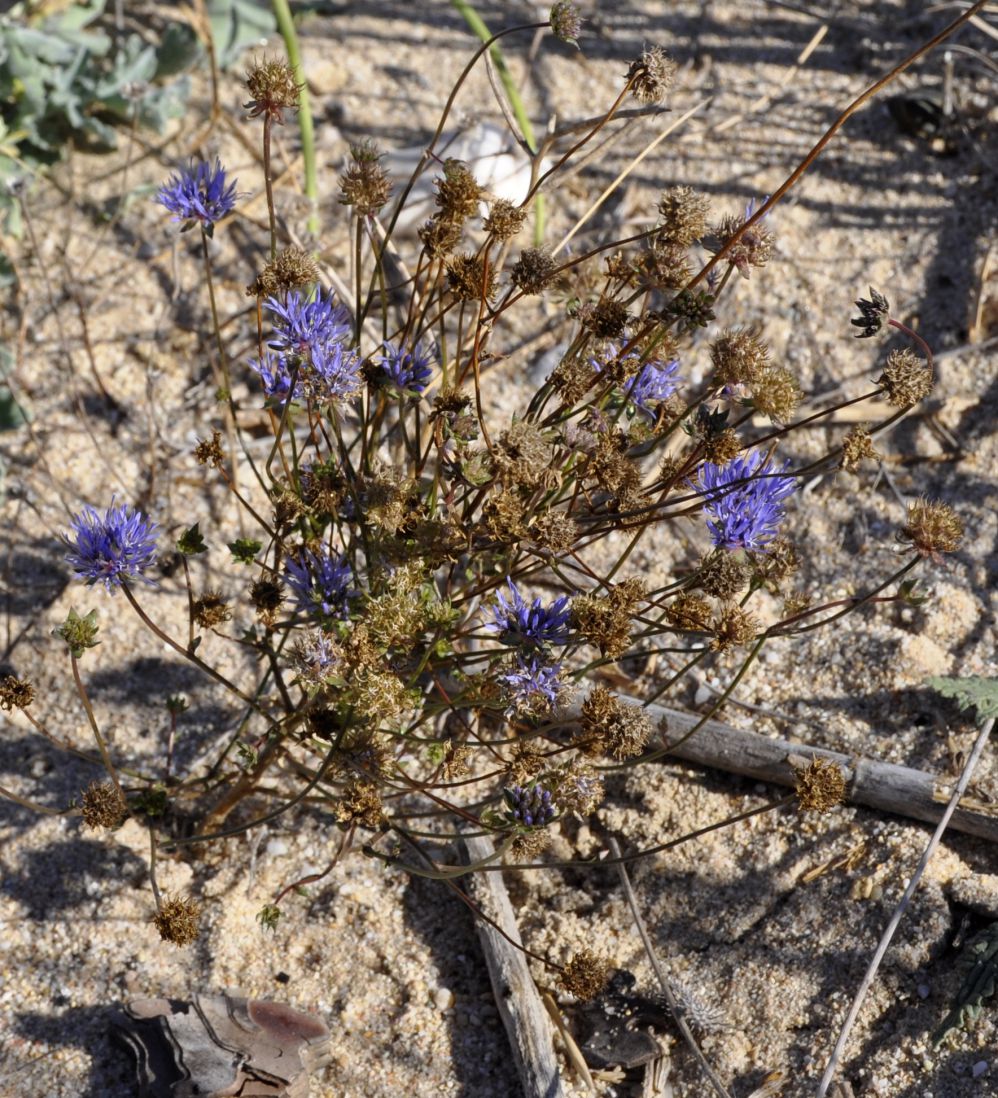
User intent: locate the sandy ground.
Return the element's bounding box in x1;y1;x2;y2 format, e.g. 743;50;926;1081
1;2;996;1096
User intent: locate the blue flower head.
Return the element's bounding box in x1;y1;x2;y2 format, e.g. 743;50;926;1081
503;783;557;828
284;549;354;620
246;351;302;406
593;343;682;416
265;289;353;358
499;655;564;716
485;579;571;648
65;501;159;592
156;159;239;234
692;449;796;552
375;341;435;395
311;338;363;403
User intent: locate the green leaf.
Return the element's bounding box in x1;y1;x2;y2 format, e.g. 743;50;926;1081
153;24;202;79
207;0;275;70
177;523;208;556
229;538;262;564
934;921;998;1045
926;676;998;723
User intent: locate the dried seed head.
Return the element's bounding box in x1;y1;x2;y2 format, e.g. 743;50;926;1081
840;425;880;471
446;252;496;301
709;327;770;388
703;427;742;464
577;299;630;340
665;593;713;633
751;535;800;588
483;487;530;545
560;950;611;1001
511;248;557;295
505;742;546;784
751;365;802;423
250;578;283;621
637;241;693;290
695;551;749;600
494;419;554;489
435;159;483;223
194;430;225;468
244;56;301;122
570;578;645;659
335;779;385;828
794;756;847;812
0;675;34;710
80;780;127;829
153;894;202;946
626;46;676;104
339;140;393;217
657;185;710;247
530;510;579;553
708;211;775;278
192;591;230;629
782;591;811;617
578;686;653;760
549;2;583;46
878;348;933;408
900;498;963;559
710;605;759;650
549;355;595;405
509;828;551;859
418;214;463;258
483;196;528;239
664;288;715;332
587;430;642;506
247;245;320;297
548;761;604;816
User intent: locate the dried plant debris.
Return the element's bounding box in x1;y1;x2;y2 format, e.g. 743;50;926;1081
934;921;998;1046
112;992;331;1098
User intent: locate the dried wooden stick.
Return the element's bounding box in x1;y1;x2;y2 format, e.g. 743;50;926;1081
566;700;998;843
460;835;566;1098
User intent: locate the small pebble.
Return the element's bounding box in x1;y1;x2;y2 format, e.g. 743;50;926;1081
694;683;711;707
266;838;289;857
433;986;454;1012
972;1061;988;1078
917;984;930;999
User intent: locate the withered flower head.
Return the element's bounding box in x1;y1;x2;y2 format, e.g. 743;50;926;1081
250;578;283;620
570;578;645;659
194;430;225;469
664;288;715;332
549;2;583;45
549;355;595;405
418;214;462;258
578;686;653;760
709;326;770;388
665;592;713;632
446;253;496;301
509;829;551;860
192;591;230;629
703;427;742;464
339;140;393;217
483;197;527;239
0;675;34;710
560;950;611;1001
695;551;749;600
577;299;630;340
435;159;483;223
851;287;890;338
247;245;319;298
750;535;800;589
900;498;963;560
710;605;759;651
335;779;385;828
625;46;676;104
657;185;710;247
751;365;802;423
511;248;558;295
707;198;775;279
877;348;933;408
244;56;301;122
840;425;880;471
493;419;554;489
529;509;579;553
548;762;604;816
154;894;202;946
794;756;847;812
483;487;531;546
80;780;127;829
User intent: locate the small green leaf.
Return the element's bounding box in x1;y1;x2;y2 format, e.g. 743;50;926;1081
934;921;998;1045
177;523;208;555
927;676;998;723
229;538;262;564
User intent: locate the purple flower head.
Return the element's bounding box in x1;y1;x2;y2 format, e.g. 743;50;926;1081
375;341;435;395
284;549;354;620
503;782;557;828
593;343;683;415
499;655;564;716
485;579;571;648
65;500;159;592
692;449;796;552
265;289;352;358
311;338;363;403
246;351;302;406
156;159;239;233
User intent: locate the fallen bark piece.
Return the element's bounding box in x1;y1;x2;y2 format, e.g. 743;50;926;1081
112;991;331;1098
461;835;566;1098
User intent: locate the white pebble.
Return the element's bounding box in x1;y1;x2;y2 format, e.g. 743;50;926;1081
694;684;712;707
266;838;289;857
433;986;454;1012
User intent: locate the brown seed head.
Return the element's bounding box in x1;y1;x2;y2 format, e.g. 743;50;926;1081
153;894;202;946
483;197;527;239
560;950;611;1001
710;605;759;650
244;56;301;122
751;366;802;423
194;430;225;468
511;248;558;295
900;498;963;559
703;428;742;465
578;686;653;760
80;780;127;829
529;509;579;553
626;46;676;104
708;211;775;278
878;348;933;408
570;578;645;659
696;551;749;600
247;245;319;298
509;829;551;860
549;355;595;405
664;592;713;632
192;591;230;629
418;215;463;258
794;756;847;813
577;299;630;340
657;186;710;247
840;425;880;471
435;159;483;223
0;675;34;710
250;578;283;621
709;327;770;388
339;140;393;217
446;253;496;301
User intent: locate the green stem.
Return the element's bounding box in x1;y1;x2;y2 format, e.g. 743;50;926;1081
273;0;318;237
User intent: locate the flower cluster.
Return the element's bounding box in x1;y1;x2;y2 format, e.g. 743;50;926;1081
248;288;361;406
284;549;354;620
484;579;571;648
156;159;239;233
374;341;435;395
499;655;564;716
594;344;682;415
503;783;557;828
65;501;159;592
693;450;797;552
